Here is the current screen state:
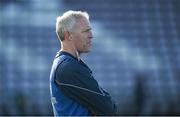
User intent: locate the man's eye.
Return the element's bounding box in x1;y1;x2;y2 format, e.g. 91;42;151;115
82;28;91;33
85;30;89;32
86;29;91;32
83;30;88;33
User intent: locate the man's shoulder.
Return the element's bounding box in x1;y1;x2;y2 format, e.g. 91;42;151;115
56;55;80;72
55;56;83;80
62;56;79;66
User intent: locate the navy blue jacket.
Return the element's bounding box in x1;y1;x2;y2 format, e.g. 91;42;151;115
50;51;117;116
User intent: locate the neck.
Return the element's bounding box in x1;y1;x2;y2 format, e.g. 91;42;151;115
60;42;80;60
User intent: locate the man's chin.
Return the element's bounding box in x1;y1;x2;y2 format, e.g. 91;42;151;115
85;49;91;53
79;49;91;54
83;51;91;53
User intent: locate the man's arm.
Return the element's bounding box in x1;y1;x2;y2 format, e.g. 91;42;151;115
55;63;117;115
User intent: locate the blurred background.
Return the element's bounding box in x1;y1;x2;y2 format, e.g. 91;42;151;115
0;0;180;116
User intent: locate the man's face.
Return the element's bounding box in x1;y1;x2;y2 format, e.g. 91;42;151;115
71;17;93;53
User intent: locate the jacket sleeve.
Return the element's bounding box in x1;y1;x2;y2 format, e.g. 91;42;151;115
55;63;117;115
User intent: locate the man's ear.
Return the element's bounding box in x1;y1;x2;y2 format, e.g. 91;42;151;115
64;31;72;41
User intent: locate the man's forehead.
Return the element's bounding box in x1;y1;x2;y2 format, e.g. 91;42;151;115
77;18;90;25
75;18;91;29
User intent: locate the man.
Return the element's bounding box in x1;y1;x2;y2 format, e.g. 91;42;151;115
49;10;117;116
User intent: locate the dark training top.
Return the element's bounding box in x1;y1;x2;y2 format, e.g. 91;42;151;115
50;51;117;116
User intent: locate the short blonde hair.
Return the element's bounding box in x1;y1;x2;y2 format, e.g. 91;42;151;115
56;10;89;41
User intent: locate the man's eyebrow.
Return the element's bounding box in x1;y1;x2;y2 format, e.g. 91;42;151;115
82;27;92;32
